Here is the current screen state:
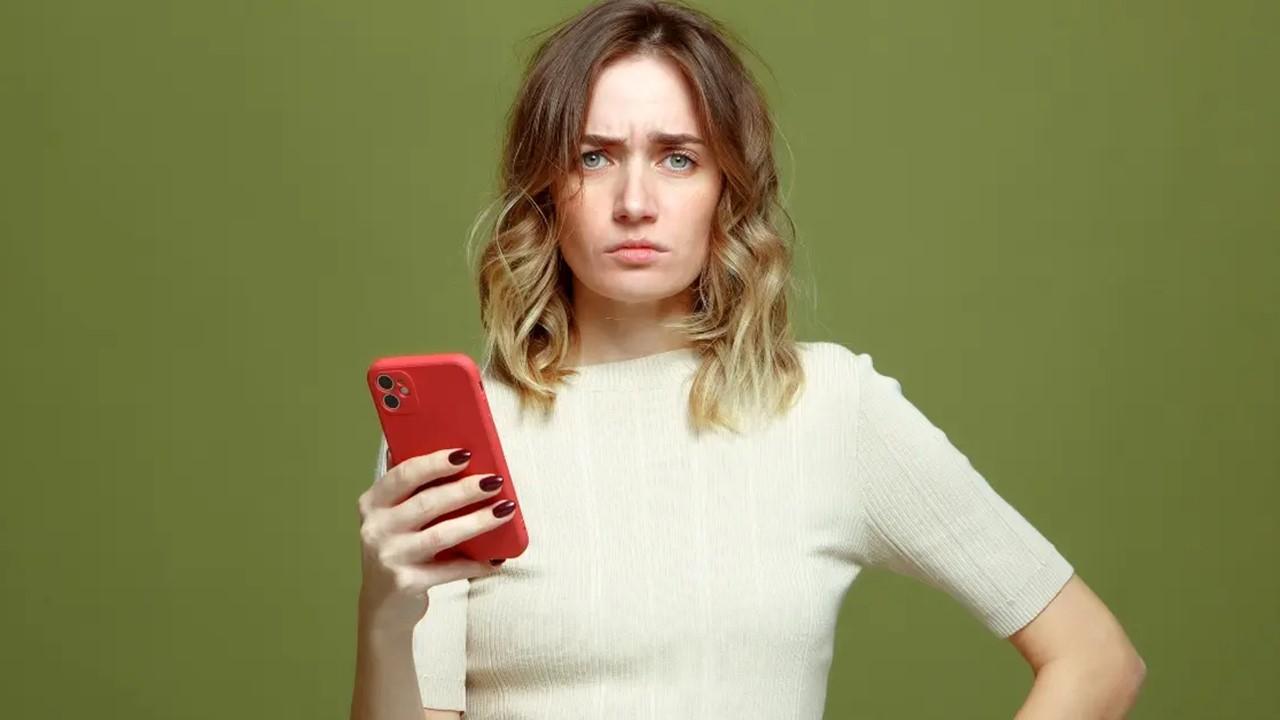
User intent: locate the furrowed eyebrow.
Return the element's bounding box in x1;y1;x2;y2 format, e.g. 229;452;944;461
581;131;705;147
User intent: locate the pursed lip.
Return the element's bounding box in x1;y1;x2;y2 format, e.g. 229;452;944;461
605;238;668;253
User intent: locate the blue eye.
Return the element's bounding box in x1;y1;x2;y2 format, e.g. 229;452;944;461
665;152;696;171
580;150;698;172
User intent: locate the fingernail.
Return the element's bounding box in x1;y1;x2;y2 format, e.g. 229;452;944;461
479;474;504;492
489;559;506;566
448;449;471;465
492;500;517;518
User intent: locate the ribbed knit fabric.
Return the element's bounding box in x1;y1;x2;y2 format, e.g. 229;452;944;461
371;341;1074;718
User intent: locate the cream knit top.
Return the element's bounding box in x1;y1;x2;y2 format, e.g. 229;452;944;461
371;341;1074;718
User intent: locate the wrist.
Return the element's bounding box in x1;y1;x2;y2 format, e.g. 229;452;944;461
357;590;423;641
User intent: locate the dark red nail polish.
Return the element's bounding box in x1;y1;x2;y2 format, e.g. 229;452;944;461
448;449;471;465
489;559;506;566
492;500;516;518
479;474;504;492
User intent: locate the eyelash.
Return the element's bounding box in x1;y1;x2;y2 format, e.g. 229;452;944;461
580;149;699;173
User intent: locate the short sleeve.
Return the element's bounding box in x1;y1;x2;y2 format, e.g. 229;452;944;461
846;350;1075;638
373;434;469;712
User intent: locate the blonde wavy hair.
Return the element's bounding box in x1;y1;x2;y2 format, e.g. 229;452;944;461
465;0;806;436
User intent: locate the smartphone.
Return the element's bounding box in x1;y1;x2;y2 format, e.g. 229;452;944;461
366;352;528;563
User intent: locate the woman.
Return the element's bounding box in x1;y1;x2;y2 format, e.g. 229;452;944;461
351;1;1146;718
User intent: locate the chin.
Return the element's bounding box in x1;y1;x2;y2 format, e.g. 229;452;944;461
589;279;681;304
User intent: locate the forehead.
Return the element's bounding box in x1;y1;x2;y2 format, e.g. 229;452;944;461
583;54;701;137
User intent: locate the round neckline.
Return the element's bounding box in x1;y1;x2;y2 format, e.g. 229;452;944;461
561;346;700;390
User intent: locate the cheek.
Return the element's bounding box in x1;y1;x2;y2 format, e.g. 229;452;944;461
556;208;592;256
556;192;609;248
552;186;586;244
675;184;722;236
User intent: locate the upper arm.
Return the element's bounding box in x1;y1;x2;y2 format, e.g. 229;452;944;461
1007;573;1144;674
843;347;1077;636
423;710;461;719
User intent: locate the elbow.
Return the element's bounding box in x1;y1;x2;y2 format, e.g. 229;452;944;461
1091;645;1148;716
1116;650;1148;709
1048;644;1148;715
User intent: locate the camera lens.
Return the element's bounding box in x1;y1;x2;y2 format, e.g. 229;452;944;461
377;374;394;390
383;394;400;410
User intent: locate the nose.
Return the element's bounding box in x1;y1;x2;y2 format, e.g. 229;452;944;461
613;161;656;225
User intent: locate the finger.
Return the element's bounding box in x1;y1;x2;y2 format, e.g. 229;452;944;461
368;447;472;509
385;471;505;534
381;499;517;565
401;558;504;589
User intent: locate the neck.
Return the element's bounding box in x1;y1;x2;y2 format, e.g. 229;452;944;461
566;280;695;368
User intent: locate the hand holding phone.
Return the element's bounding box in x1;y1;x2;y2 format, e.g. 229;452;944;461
354;445;516;633
357;352;528;632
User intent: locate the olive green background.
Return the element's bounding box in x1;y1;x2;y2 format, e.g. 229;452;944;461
2;1;1276;717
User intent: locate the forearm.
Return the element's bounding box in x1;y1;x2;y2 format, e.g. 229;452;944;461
350;613;423;720
1013;655;1146;720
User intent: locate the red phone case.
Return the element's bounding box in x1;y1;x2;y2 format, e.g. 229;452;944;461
366;352;528;563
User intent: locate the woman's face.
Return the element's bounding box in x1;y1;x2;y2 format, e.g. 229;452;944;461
553;53;723;307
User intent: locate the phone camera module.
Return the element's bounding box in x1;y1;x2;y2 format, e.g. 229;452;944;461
382;394;400;410
376;374;394;391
